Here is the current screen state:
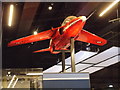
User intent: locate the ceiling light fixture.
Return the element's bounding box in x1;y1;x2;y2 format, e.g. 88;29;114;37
48;6;52;10
86;47;91;51
33;31;38;35
8;71;11;74
99;0;119;17
51;3;54;5
108;84;113;88
8;4;14;26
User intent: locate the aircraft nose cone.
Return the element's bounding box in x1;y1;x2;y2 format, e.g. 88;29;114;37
81;16;87;21
79;16;86;22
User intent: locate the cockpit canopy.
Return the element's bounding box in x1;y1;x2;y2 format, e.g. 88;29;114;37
59;16;77;35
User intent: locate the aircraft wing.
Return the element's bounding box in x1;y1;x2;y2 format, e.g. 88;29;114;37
8;30;55;47
75;29;107;46
8;24;67;47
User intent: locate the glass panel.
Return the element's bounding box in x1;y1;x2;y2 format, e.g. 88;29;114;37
2;68;43;89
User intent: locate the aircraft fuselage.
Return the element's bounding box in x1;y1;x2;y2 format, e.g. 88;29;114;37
50;16;86;54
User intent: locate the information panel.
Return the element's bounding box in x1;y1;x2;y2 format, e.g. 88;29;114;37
43;73;90;89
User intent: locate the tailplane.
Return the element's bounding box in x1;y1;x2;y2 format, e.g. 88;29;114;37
33;48;50;53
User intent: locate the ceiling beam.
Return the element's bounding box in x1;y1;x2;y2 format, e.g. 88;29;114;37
17;2;40;37
77;2;100;16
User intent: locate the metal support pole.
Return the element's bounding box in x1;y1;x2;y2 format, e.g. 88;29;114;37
70;37;76;72
62;51;65;72
30;79;34;90
2;76;7;88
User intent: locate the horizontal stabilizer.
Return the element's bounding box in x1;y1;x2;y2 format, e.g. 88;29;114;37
33;48;50;53
76;29;107;46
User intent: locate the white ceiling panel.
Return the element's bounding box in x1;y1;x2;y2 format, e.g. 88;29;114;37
43;65;69;73
66;68;71;72
59;51;97;65
84;46;119;64
66;63;92;72
95;55;120;67
44;47;120;74
76;63;92;72
81;67;104;74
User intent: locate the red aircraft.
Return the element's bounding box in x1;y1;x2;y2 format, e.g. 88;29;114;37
8;16;107;54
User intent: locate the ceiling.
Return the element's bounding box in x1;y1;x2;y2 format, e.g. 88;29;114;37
2;2;120;89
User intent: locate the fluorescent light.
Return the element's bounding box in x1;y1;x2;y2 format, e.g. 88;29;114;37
26;73;43;75
7;75;16;88
8;4;14;26
33;31;38;35
12;78;18;88
99;0;119;17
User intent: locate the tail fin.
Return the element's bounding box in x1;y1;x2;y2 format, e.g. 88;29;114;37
33;48;50;53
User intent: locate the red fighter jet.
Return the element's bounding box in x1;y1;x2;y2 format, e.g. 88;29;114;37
8;16;107;54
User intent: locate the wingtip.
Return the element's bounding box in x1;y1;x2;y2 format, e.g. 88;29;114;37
33;48;50;53
33;51;38;53
7;42;12;47
96;39;107;46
